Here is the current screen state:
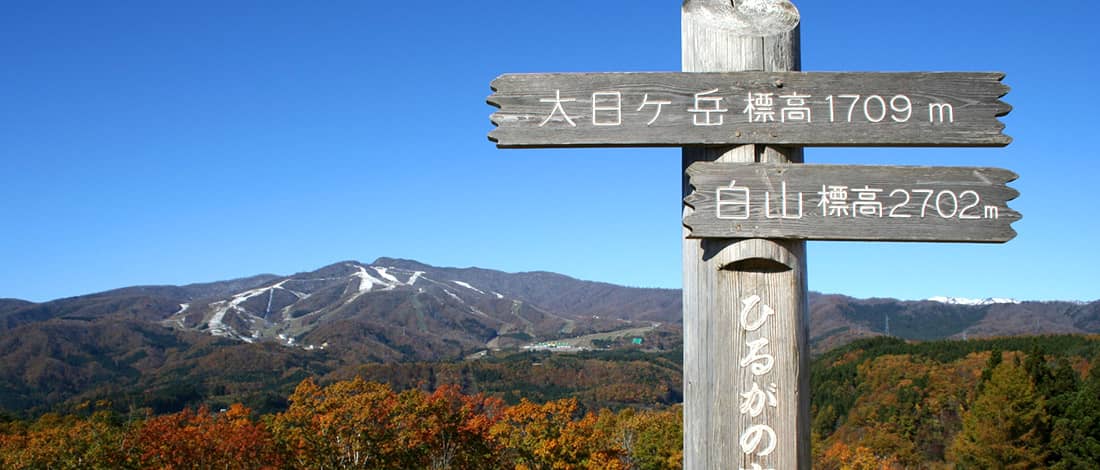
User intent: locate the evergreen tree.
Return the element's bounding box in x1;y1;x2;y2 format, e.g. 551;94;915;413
1045;357;1081;416
1050;356;1100;468
1024;344;1052;392
978;347;1002;392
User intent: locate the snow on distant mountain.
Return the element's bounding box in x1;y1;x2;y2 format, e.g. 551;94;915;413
6;259;1098;417
927;296;1021;306
156;259;680;360
3;258;1096;362
807;292;1100;353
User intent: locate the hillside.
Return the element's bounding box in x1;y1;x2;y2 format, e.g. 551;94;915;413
0;259;681;415
3;335;1100;468
808;293;1100;352
812;335;1100;467
0;258;1097;416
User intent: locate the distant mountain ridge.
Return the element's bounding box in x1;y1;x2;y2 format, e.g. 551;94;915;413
168;258;680;357
0;258;1097;414
927;296;1020;306
2;260;1097;353
0;258;683;414
808;292;1100;352
0;258;680;360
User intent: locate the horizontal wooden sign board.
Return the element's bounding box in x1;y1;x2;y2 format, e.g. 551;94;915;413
684;163;1020;243
488;72;1010;148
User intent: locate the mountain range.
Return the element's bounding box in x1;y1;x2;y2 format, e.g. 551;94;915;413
0;257;1096;414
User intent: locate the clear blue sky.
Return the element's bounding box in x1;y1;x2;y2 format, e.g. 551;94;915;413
2;1;1097;303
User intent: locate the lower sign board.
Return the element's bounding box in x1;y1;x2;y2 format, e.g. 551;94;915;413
684;163;1020;242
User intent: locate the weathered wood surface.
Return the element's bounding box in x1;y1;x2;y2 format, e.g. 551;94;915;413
684;163;1021;242
683;0;800;36
681;6;810;470
489;71;1011;148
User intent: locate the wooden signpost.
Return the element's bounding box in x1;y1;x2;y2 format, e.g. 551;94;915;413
685;163;1020;242
487;1;1017;468
489;72;1011;147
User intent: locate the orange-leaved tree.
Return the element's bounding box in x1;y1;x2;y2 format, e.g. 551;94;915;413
131;403;280;469
0;408;129;469
491;397;637;470
613;406;683;470
271;377;407;468
272;377;508;469
818;440;901;470
400;383;506;469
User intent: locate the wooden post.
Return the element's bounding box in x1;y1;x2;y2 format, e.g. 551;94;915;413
681;2;810;469
489;4;1013;467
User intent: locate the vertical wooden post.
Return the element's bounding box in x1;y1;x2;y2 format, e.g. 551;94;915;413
681;3;810;469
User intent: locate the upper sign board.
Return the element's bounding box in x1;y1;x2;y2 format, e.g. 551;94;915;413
488;72;1010;148
684;162;1020;243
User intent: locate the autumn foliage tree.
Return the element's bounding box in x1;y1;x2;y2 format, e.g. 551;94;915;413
948;359;1049;469
9;335;1100;469
270;377;508;469
491;397;589;469
488;398;682;470
131;403;281;469
271;378;406;468
818;441;900;470
612;406;683;470
0;407;128;469
401;384;506;469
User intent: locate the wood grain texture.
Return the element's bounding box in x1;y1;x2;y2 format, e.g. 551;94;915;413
488;72;1011;148
682;0;800;36
681;8;811;470
684;163;1021;242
